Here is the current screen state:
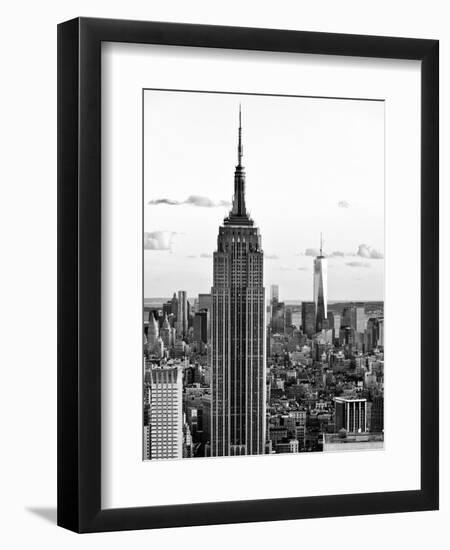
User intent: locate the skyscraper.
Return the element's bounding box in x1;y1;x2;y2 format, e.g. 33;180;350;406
301;301;316;337
356;306;367;333
147;363;183;459
176;290;188;338
314;234;328;332
210;106;266;457
270;284;279;303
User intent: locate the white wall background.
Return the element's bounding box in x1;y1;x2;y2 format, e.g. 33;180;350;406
0;1;447;548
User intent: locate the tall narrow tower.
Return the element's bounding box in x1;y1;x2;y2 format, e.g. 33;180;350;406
210;107;266;457
314;233;328;332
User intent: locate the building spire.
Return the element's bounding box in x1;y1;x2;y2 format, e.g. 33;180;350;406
224;104;253;225
238;103;243;166
320;232;323;256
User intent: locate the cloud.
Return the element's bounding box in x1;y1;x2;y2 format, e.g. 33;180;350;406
148;198;180;206
357;244;384;259
200;253;213;258
297;267;308;271
265;253;279;260
148;195;230;208
144;231;176;251
305;248;320;257
346;261;371;268
279;265;294;271
338;200;350;208
329;251;345;257
186;255;196;259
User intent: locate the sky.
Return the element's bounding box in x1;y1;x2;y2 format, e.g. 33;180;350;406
143;90;384;301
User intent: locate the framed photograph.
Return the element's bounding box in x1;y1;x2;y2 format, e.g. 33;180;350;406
57;17;439;533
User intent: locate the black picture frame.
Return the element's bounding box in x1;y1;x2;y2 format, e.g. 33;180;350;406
57;17;439;533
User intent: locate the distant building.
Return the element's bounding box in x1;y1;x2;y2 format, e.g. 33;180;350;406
147;311;159;347
370;394;384;433
356;306;367;333
194;309;208;344
271;300;286;334
301;301;316;337
176;290;188;338
163;292;178;320
314;235;327;332
198;293;212;312
378;318;384;346
365;318;380;352
161;313;175;349
275;439;299;454
334;396;368;433
270;284;279;303
342;306;356;330
147;364;183;459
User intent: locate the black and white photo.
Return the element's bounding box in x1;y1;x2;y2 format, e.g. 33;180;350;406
143;90;385;460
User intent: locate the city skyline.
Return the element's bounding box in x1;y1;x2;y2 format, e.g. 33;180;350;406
144;90;384;301
143;100;384;461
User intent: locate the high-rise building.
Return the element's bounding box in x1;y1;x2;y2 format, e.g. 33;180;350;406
194;309;208;344
301;301;316;337
378;318;384;346
147;364;183;459
176;290;188;338
369;394;384;433
160;313;173;349
334;397;367;433
365;317;379;352
270;284;279;303
314;234;327;332
198;293;212;312
147;312;159;347
342;305;357;330
210;106;266;457
356;306;367;333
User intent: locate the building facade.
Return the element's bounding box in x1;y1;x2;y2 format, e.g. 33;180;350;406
334;396;367;433
301;301;316;337
147;364;183;459
176;290;188;338
210;107;266;457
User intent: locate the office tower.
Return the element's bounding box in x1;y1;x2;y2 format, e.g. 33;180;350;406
334;397;367;433
342;305;357;330
365;317;379;352
378;318;384;346
160;313;173;349
194;309;208;344
271;301;286;334
163;292;179;321
370;394;384;433
198;293;212;312
285;307;293;328
210;106;266;457
147;364;183;459
270;284;279;303
314;234;328;332
176;290;188;338
333;313;341;331
327;311;335;336
147;312;159;347
301;301;316;337
356;306;367;333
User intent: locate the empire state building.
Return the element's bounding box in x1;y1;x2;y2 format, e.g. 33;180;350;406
210;108;266;457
